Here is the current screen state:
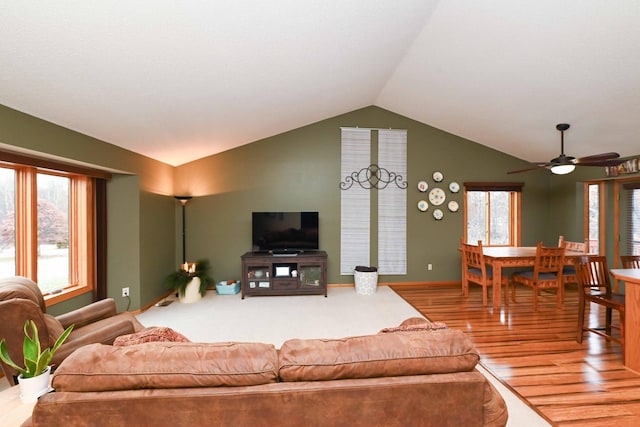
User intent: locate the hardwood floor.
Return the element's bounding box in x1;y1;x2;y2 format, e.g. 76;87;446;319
392;284;640;427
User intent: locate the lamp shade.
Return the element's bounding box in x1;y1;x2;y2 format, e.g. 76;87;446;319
550;164;576;175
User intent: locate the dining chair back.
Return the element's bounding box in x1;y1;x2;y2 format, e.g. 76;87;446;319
511;241;566;310
460;238;509;306
575;255;625;362
620;255;640;269
559;237;587;253
557;235;587;287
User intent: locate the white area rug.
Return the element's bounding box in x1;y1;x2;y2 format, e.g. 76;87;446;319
137;286;549;427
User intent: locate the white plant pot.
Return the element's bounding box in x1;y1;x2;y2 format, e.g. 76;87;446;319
180;277;202;304
18;366;52;403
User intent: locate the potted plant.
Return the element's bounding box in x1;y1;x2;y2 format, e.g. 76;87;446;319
164;259;214;303
0;320;73;403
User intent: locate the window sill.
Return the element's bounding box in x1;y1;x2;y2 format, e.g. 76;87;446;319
44;285;92;307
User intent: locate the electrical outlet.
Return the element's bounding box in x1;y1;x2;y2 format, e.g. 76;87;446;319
122;287;130;297
427;264;433;271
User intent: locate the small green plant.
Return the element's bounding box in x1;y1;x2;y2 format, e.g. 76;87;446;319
0;320;73;378
164;259;213;297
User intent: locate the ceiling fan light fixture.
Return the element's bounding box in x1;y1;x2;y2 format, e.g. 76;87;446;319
507;122;623;175
550;164;576;175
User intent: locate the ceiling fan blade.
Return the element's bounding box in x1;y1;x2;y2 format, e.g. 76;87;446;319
507;162;551;174
576;158;627;167
508;124;625;174
575;152;620;164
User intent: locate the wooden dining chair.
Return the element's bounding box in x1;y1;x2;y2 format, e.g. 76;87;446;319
511;241;566;311
461;238;509;306
557;235;587;287
575;255;625;362
620;255;640;269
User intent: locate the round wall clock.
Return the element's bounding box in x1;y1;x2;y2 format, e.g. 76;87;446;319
417;180;429;192
433;209;444;220
417;200;428;211
432;171;444;182
428;187;446;206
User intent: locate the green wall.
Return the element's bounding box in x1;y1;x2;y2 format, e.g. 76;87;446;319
0;105;175;313
140;191;176;307
175;106;557;285
3;102;635;311
107;175;140;312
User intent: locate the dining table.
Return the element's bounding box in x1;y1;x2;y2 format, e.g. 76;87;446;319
481;246;589;309
609;268;640;373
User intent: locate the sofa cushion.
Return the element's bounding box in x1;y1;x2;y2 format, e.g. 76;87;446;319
113;326;190;346
52;341;278;392
279;329;479;382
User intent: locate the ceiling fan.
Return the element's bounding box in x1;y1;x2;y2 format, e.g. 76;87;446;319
508;123;625;175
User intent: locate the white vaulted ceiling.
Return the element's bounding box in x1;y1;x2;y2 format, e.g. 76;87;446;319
1;1;639;166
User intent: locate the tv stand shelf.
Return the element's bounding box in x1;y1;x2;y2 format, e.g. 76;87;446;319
241;251;327;298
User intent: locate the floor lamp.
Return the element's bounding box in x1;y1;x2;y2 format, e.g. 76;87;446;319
174;196;192;264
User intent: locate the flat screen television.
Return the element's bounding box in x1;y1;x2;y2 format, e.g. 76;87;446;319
252;212;319;253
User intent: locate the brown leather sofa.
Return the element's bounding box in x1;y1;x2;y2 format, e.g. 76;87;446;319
0;276;145;385
23;319;508;427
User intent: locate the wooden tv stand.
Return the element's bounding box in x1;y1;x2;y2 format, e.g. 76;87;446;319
241;251;327;298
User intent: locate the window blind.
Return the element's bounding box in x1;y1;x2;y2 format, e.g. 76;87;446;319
378;129;406;275
624;181;640;255
340;128;371;274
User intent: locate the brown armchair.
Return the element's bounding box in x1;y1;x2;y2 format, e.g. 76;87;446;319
0;276;145;386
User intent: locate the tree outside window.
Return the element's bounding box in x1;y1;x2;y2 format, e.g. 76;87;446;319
0;164;94;297
0;168;15;278
464;182;522;246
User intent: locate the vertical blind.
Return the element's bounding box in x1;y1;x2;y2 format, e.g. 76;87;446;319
378;129;407;274
340;128;371;274
340;128;407;275
623;182;640;255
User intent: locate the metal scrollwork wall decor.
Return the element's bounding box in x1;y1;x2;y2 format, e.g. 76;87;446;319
340;163;408;190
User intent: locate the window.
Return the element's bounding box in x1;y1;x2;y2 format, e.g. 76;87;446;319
585;182;602;255
0;151;109;303
624;182;640;255
464;182;522;246
0;165;93;296
0;167;16;278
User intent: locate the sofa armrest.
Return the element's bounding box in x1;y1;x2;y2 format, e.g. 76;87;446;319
483;381;509;427
56;298;116;329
